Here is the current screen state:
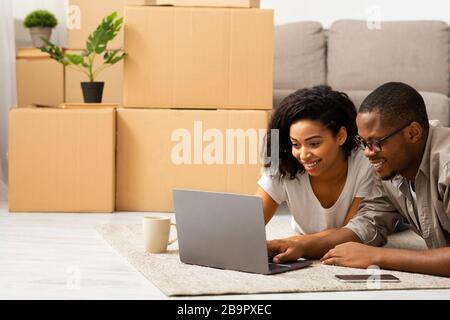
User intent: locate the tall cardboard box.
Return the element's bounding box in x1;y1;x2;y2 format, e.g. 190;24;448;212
68;0;125;50
116;109;269;212
67;1;261;49
16;49;64;108
65;50;123;104
9;108;116;212
123;7;273;109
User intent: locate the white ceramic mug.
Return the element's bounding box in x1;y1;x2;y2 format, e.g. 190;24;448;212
142;216;177;253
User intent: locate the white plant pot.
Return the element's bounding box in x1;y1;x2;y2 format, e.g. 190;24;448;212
29;27;52;48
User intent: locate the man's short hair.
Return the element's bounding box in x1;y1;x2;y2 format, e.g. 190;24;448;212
359;82;429;130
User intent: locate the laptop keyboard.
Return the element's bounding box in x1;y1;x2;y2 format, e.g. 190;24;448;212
268;262;291;271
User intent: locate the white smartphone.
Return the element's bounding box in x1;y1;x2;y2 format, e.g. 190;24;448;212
335;274;400;283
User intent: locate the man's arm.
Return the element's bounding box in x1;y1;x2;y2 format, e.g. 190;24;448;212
319;156;450;277
268;227;361;263
321;242;450;277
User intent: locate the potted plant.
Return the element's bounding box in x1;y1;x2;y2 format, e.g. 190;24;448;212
40;12;127;103
24;9;58;48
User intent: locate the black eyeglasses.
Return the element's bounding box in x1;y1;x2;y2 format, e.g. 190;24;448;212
355;122;411;153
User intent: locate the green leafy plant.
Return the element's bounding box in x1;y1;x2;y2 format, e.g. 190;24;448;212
40;11;127;82
24;10;58;28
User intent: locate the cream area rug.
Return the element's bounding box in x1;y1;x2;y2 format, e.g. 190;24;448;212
96;219;450;296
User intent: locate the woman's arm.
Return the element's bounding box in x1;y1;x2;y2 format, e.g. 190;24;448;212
286;197;363;241
286;228;338;241
255;186;279;225
342;197;363;225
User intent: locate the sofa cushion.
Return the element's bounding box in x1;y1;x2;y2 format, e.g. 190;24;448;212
274;22;326;91
273;89;295;108
346;90;449;127
327;20;450;96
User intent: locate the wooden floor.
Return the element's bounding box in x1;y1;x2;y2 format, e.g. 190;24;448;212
1;201;450;300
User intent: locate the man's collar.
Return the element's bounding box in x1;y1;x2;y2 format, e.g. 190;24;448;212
391;126;434;188
389;126;432;187
416;126;433;179
391;174;406;188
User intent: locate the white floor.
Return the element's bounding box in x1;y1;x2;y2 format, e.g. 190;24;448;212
1;201;449;300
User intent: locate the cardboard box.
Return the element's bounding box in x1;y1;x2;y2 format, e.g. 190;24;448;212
59;103;120;109
68;0;125;50
123;7;273;109
67;0;260;50
9;108;116;212
16;48;51;59
16;49;64;108
126;0;260;7
64;50;123;104
116;108;269;212
33;103;120;109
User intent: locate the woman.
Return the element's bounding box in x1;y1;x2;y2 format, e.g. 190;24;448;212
257;85;374;240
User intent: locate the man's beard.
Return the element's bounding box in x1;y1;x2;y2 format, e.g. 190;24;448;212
380;170;399;181
379;162;409;181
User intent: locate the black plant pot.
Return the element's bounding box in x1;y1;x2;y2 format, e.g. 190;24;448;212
81;81;104;103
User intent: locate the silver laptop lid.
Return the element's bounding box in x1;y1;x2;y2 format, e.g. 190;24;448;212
173;189;269;274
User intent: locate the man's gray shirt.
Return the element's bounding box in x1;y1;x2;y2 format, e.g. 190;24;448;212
345;126;450;248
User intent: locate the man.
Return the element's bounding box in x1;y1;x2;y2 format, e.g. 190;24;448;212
268;82;450;277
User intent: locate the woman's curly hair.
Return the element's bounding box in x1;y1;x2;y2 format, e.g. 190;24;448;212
264;85;358;179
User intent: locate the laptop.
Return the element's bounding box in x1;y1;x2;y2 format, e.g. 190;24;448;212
172;189;312;275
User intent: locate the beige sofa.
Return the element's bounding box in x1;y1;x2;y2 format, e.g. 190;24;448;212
274;20;450;126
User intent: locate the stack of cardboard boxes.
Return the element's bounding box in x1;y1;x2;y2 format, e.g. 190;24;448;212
9;0;274;213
